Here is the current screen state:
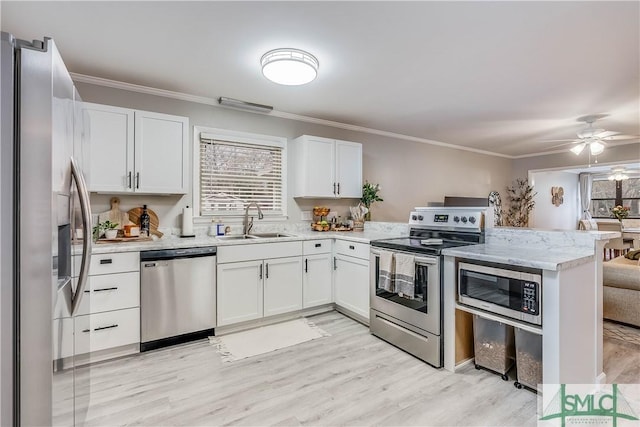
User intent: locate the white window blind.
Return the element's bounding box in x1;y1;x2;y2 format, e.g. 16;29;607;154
200;137;284;216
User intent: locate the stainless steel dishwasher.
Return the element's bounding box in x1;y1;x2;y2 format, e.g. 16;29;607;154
140;246;216;351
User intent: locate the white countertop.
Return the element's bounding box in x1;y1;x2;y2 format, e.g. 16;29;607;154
441;244;594;271
78;229;406;255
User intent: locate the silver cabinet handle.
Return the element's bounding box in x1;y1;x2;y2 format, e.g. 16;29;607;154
259;264;263;280
333;183;336;195
99;258;112;265
304;259;308;273
94;287;118;292
337;183;340;195
334;257;337;270
70;157;92;316
127;171;132;189
265;263;269;279
136;172;140;189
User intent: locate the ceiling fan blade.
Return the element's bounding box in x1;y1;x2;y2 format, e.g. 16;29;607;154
547;140;581;149
604;134;640;141
594;130;619;138
538;138;578;143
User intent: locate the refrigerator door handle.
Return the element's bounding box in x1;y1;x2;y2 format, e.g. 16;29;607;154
70;157;93;316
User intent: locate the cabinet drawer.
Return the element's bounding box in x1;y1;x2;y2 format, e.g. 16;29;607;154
80;272;140;315
303;239;332;255
334;240;369;260
87;252;140;275
218;241;302;264
74;308;140;354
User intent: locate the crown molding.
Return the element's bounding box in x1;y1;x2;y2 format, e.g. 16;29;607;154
76;72;639;161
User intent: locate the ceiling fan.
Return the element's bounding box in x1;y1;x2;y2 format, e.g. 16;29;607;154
548;114;637;159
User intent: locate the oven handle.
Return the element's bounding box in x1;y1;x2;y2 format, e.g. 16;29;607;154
370;249;437;266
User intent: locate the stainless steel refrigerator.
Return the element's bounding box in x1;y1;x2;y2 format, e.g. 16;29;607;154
1;32;93;426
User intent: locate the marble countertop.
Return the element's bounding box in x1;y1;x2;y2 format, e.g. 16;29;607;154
79;229;406;255
441;244;594;271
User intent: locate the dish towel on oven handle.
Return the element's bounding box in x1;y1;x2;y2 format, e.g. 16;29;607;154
394;253;415;298
378;250;395;292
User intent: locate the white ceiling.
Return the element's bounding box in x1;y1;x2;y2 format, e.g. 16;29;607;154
3;1;639;157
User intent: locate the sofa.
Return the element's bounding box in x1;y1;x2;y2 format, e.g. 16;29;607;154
603;254;640;328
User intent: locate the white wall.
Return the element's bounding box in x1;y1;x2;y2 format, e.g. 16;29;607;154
529;170;580;230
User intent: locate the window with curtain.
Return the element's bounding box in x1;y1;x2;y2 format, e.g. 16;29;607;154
590;177;640;218
199;136;285;217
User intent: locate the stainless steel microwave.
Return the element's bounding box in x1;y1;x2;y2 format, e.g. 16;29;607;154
458;262;542;326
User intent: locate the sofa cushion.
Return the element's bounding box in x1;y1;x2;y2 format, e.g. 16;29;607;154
603;256;640;292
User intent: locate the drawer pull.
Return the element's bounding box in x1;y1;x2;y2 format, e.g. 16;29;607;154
305;259;308;273
315;243;322;248
94;287;118;292
99;259;113;265
349;245;355;250
94;324;118;332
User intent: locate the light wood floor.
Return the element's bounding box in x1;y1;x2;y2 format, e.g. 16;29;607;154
60;311;639;426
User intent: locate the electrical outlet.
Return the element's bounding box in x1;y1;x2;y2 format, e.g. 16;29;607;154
301;211;312;221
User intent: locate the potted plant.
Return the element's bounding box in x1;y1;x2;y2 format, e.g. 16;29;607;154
361;181;383;221
93;220;119;241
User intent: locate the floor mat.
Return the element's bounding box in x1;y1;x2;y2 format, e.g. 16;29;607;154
209;318;330;362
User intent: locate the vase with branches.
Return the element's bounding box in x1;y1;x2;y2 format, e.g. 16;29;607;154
504;178;536;227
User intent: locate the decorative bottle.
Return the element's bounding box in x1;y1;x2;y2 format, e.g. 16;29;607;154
140;205;150;237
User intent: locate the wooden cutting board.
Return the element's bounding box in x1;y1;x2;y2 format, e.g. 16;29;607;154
127;207;163;238
97;197;133;230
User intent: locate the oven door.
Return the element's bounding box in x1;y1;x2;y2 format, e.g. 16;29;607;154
370;248;440;334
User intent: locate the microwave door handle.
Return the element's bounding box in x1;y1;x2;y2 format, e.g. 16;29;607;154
70;157;93;316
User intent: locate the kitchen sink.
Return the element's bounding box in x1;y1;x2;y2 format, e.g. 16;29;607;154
249;232;297;238
217;234;260;240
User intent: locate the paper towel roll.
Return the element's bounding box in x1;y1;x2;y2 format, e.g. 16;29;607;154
182;206;194;236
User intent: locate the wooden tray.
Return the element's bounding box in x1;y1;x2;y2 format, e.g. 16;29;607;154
127;207;163;238
95;236;153;244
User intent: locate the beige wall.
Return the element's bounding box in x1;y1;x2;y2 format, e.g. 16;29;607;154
77;82;513;227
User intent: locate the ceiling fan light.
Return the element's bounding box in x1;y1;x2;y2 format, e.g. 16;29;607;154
571;143;586;155
590;141;605;155
261;48;319;86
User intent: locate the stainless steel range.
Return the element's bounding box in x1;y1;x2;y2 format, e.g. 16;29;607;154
369;207;486;367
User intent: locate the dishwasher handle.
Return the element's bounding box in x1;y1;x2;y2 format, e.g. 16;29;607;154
140;246;217;261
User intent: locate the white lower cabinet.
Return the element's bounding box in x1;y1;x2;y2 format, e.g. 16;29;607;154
264;257;303;317
217;260;264;326
53;251;140;364
302;239;333;308
216;242;304;327
334;241;370;321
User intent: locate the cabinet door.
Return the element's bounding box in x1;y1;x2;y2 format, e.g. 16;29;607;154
217;260;263;326
295;136;335;197
303;254;333;308
264;257;303;317
335;140;362;198
334;255;370;320
84;103;134;192
134;111;188;194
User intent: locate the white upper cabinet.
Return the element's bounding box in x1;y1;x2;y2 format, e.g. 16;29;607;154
84;103;188;194
293;135;362;198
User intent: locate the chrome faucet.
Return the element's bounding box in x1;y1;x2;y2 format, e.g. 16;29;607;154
243;202;264;235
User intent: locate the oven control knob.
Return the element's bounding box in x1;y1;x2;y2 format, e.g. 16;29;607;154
453;216;460;223
469;216;476;224
461;216;468;223
418;215;424;221
411;215;417;221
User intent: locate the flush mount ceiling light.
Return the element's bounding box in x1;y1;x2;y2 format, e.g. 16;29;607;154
261;48;319;86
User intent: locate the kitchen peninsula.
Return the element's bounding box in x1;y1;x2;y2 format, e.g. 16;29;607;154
442;227;618;389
